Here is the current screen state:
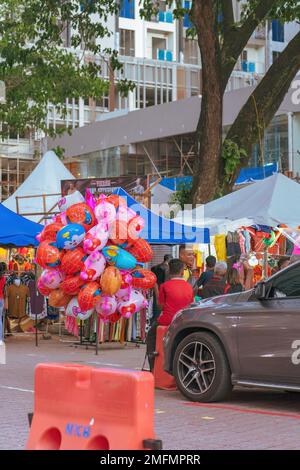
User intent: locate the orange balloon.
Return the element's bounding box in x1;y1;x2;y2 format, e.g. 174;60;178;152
127;238;153;263
61;247;85;275
61;275;85;295
40;222;64;243
78;282;101;311
131;269;157;289
48;289;72;308
36;241;63;269
100;267;122;296
106;194;127;209
66;203;96;231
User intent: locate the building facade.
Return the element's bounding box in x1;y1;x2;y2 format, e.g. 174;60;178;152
1;1;299;199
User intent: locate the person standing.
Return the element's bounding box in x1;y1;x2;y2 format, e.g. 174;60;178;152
146;259;194;371
224;267;243;295
202;262;227;299
151;254;173;324
179;245;196;286
196;255;216;290
0;263;6;342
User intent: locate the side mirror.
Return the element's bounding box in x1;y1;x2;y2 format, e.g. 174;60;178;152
254;282;266;300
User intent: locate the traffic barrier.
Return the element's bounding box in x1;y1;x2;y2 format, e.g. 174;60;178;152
26;363;162;450
154;326;177;391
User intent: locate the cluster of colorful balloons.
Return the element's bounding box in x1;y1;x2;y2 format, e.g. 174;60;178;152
35;192;156;323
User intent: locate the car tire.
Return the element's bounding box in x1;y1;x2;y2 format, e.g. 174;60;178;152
173;331;232;403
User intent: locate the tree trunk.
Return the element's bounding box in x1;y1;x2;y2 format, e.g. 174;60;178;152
191;0;223;205
222;30;300;193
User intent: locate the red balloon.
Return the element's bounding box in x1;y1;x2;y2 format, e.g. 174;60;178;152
127;238;153;263
36;241;63;269
61;275;85;295
66;203;96;231
131;269;157;289
40;222;64;243
61;247;85;275
78;282;101;311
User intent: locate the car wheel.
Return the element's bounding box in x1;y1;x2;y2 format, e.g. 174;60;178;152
173;331;232;403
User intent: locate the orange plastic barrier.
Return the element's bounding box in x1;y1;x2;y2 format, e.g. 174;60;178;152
154;326;177;391
26;363;160;450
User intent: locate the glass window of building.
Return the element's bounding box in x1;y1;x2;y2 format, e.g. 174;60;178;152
119;29;135;57
272;20;284;42
152;37;167;60
119;0;135;19
183;38;200;65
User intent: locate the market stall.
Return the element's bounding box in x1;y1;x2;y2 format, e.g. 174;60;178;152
0;204;44;340
174;173;300;284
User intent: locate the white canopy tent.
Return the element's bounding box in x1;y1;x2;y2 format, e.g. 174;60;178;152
174;174;300;234
3;150;75;223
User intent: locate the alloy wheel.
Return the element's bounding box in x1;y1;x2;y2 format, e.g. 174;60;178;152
177;341;216;395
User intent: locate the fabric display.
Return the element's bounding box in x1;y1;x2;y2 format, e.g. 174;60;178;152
64;310;147;344
214;234;227;261
226;232;242;259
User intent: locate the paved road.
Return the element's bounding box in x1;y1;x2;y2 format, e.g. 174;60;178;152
1;334;300;450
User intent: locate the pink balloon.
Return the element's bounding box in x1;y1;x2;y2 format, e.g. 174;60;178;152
95;194;116;227
96;295;117;317
80;251;106;282
83;222;109;255
40;268;65;289
117;290;148;319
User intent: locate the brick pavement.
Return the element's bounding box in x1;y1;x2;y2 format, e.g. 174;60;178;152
1;334;300;450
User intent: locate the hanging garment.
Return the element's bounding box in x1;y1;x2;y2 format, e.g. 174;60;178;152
238;231;246;254
243;230;251;253
214;234;227;261
7;284;30;318
226;232;242;258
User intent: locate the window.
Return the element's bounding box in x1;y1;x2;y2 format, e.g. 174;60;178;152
119;29;135;57
183;38;200;65
183;1;192;28
120;0;135;19
152;37;167;60
270;265;300;298
272;20;284;42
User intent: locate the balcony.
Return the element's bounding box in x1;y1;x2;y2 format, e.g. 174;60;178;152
236;60;265;75
157;49;173;62
158;11;173;23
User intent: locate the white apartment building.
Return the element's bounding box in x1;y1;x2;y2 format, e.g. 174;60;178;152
0;1;299;200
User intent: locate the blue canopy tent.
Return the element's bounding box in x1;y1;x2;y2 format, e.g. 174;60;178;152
113;188;210;244
0;204;42;247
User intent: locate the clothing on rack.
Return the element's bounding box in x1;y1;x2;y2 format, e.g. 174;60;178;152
214;234;227;261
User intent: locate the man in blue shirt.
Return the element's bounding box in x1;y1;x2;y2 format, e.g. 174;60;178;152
196;255;216;290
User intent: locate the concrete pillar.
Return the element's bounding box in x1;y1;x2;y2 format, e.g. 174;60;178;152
292;112;300;176
288;112;294;173
78;97;85;127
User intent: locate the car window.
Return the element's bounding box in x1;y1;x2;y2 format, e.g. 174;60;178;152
270;264;300;298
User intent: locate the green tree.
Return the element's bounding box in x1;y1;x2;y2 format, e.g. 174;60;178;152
1;0;300;202
141;0;300;203
0;0;133;138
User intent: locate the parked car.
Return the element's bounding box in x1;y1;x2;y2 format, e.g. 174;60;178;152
164;260;300;402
